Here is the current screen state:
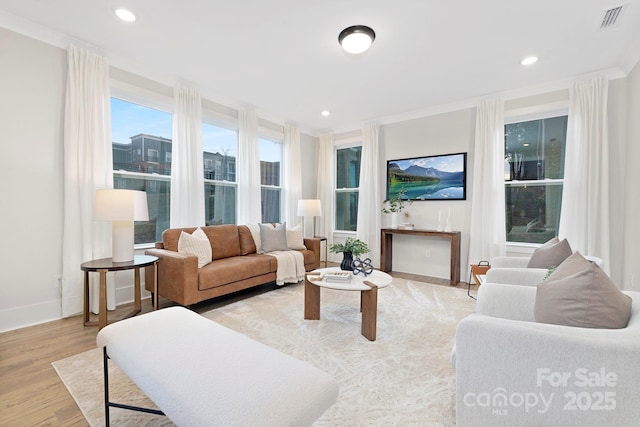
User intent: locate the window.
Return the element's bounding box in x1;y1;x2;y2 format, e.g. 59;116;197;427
111;97;172;244
335;146;362;231
203;122;237;225
147;148;159;163
504;115;567;244
259;138;282;223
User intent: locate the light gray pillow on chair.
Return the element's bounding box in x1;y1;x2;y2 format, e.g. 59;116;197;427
259;222;290;253
527;237;572;269
535;263;632;329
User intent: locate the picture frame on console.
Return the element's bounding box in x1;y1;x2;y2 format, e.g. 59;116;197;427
386;152;467;201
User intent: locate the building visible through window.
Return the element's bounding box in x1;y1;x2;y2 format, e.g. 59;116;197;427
113;97;284;241
335;146;362;232
259;138;282;223
504;115;567;244
203;122;237;225
111;97;172;244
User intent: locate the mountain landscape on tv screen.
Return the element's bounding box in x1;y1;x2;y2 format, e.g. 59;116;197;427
387;161;465;200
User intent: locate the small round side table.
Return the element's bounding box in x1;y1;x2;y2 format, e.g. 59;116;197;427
81;255;159;330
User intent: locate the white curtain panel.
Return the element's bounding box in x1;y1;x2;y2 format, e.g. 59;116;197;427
559;77;611;273
317;133;335;253
283;124;302;226
170;84;205;228
61;45;113;316
468;97;507;267
356;123;382;267
237;109;261;225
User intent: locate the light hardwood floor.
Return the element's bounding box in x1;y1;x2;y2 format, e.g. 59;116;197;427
0;270;472;426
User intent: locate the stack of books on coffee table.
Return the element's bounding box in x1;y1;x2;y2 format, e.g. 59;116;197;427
324;271;352;283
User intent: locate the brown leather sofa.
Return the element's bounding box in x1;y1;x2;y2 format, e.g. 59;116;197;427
144;224;320;306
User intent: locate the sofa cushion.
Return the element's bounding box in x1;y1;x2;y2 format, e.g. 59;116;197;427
202;224;241;260
527;237;572;269
286;225;306;250
238;225;257;255
535;263;632;329
198;255;274;290
177;228;212;268
259;223;290;253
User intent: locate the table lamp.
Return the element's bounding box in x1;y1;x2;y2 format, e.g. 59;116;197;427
94;189;149;262
297;199;322;238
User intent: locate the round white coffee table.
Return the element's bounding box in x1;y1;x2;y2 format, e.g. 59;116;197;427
304;267;392;341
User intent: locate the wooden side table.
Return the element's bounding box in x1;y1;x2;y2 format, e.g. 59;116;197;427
81;255;159;330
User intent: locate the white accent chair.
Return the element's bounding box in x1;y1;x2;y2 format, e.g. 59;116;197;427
485;255;604;287
453;283;640;427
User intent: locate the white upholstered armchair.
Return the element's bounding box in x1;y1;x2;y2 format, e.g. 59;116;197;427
453;283;640;426
485;254;604;287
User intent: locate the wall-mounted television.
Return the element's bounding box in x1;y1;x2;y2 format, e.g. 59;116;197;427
386;152;467;201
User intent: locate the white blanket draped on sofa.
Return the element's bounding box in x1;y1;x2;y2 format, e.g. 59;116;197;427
267;250;305;286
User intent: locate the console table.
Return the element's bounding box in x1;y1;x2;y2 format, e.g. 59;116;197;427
380;228;461;286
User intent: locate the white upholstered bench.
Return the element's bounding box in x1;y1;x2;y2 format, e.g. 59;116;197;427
96;306;339;426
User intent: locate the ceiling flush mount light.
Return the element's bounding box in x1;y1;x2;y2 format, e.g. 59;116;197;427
521;56;538;66
321;110;331;117
338;25;375;54
115;8;136;22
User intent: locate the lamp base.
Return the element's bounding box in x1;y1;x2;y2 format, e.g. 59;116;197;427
112;220;135;262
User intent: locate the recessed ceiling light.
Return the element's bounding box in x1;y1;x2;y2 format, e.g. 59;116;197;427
321;110;331;117
521;56;538;66
115;8;136;22
523;143;530;147
338;25;375;54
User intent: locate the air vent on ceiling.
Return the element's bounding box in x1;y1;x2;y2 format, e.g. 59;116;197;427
600;3;627;29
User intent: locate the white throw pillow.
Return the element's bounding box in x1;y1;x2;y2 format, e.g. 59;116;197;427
259;222;290;253
286;225;306;250
177;228;212;268
246;223;262;253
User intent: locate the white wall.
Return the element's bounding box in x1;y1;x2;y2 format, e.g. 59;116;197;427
380;109;475;280
0;28;66;331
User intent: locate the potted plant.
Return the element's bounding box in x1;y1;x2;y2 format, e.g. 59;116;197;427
329;237;370;270
382;187;413;228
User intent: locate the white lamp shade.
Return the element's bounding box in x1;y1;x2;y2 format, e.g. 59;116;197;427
297;199;322;217
94;189;149;222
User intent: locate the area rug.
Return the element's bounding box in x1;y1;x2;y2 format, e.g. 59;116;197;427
53;278;475;426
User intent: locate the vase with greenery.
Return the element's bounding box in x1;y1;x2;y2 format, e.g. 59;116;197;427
382;187;413;228
329;237;370;270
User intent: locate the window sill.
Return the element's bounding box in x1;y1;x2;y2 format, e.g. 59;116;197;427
135;243;156;251
505;242;539;255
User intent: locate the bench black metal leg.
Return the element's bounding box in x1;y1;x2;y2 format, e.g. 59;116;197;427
102;346;165;426
103;347;110;426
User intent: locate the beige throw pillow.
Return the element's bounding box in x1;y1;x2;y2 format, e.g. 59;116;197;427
259;222;290;253
544;251;591;281
286;225;306;250
177;228;212;268
527;237;572;269
535;263;632;329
